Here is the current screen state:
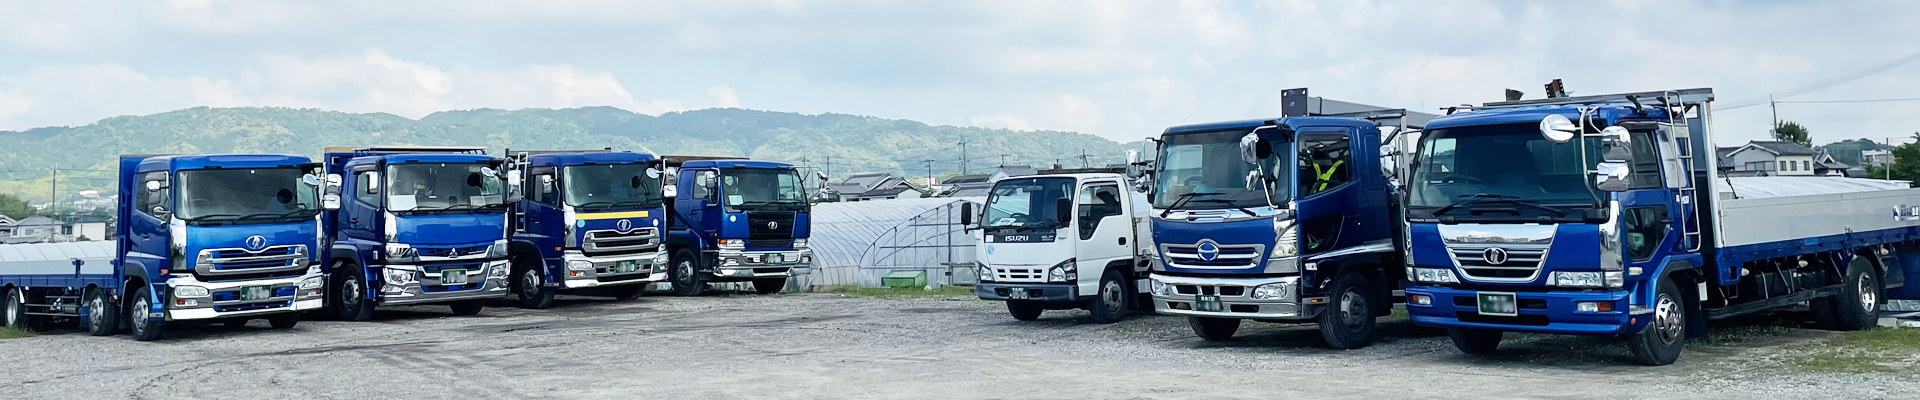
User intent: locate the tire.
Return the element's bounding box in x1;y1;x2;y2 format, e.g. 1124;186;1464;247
1088;269;1131;323
609;284;645;301
669;249;705;297
1188;317;1240;341
267;313;300;329
752;278;787;295
1317;272;1377;349
4;287;28;329
1448;328;1503;355
1627;278;1686;366
1824;257;1882;331
126;285;165;341
515;261;555;309
333;263;376;322
1007;301;1045;321
84;288;118;336
449;300;485;316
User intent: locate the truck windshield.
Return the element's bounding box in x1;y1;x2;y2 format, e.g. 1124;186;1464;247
1151;129;1289;209
984;177;1073;228
1407;122;1603;217
386;163;506;213
176;167;321;223
721;168;806;212
565;163;663;211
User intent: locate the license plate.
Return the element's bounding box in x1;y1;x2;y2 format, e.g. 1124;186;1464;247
769;254;784;263
616;261;639;273
1477;292;1518;316
1195;295;1223;312
1009;288;1029;300
441;270;468;285
239;286;273;301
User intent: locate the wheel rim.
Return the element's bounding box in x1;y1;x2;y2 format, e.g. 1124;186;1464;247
88;294;105;328
1339;289;1366;329
1652;293;1682;345
340;276;361;309
131;296;150;332
1858;273;1877;313
676;260;694;286
1101;280;1124;312
521;269;542;298
7;291;21;326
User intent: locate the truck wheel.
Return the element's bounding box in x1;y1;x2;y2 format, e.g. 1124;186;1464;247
126;285;165;341
334;263;376;322
1448;328;1502;354
267;313;300;329
449;300;486;316
1627;278;1686;366
4;287;27;329
84;288;118;336
1088;269;1131;323
1317;272;1377;349
1188;317;1240;341
515;263;555;309
1006;301;1044;321
609;284;645;301
669;249;705;297
1823;257;1882;331
751;278;787;295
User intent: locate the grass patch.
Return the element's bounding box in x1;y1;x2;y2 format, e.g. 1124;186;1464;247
0;326;37;339
1686;324;1795;349
1792;328;1920;373
811;285;976;298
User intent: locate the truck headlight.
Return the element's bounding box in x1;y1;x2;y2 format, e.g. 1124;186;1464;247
173;286;210;298
1551;271;1615;288
384;243;416;260
1273;224;1299;258
1250;282;1290;300
1047;259;1077;283
383;268;417;285
1150;279;1170;296
718;239;744;250
792;238;808;248
654;252;670;266
567;260;594;271
489;263;510;278
1411;267;1460;284
976;262;994;282
488;239;509;258
298;276;324;290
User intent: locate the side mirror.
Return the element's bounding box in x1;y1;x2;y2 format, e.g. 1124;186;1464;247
814;171;829;184
365;172;381;194
663;183;679;199
1125;150;1143;178
1595;161;1632;192
1239;132;1271;165
1244;170;1262;191
151;206;171;219
1056;198;1074;224
1600;126;1633;163
1540;114;1578;143
145;180;162;191
960;202;975;226
646;167;663;179
323;174;342;210
1379;144;1401;192
1131;174;1154;194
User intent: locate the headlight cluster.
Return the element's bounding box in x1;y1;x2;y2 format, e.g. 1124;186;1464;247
566;260;595;271
1047;259;1078;283
1551;271;1624;288
488;239;509;258
1150;279;1171;296
298;276;324;290
718;239;745;250
384;243;417;261
383;268;417;285
976;262;994;282
1273;223;1300;258
489;263;510;279
793;238;809;248
173;286;210;298
1250;282;1290;300
1408;267;1460;284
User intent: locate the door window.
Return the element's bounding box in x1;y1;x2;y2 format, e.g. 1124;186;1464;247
1077;184;1123;240
531;167;559;206
1298;132;1352;197
1623;206;1670;261
137;171;170;218
354;171;379;205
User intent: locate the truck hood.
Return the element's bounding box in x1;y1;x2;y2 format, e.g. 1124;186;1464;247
185;220;322;264
1151;217;1277;274
393;212;508;245
573;207;666;242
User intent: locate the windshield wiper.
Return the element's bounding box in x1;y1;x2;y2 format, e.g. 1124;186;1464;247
1433;194;1566;217
182;214;244;223
1188;199;1258;217
237;209;317;222
1160;191;1223;218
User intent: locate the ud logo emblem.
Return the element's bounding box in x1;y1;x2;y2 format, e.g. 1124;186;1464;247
617;219;633;233
1483;247;1510;265
244;235;268;252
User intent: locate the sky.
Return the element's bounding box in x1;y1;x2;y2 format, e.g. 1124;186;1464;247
1;0;1917;147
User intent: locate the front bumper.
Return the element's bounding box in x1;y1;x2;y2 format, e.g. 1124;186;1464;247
377;260;511;306
713;248;812;279
559;250;670;289
975;282;1081;303
1404;284;1642;335
165;268;326;321
1149;274;1315;320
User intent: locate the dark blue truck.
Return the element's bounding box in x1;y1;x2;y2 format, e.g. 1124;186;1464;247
2;154;329;340
504;149;671;308
1142;89;1433;348
663;158;814;296
320;146;514;320
1402;88;1920;365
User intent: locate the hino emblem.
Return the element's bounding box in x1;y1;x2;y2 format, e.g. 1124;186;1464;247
1483;247;1510;265
616;219;633;233
244;235;268;252
1196;241;1221;262
768;221;780;230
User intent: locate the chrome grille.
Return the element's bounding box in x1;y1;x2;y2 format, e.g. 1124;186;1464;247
198;245;307;276
1447;243;1549;281
992;267;1046;283
584;228;659;254
1160;242;1265;269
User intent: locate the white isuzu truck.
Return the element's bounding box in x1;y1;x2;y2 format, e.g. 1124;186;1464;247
966;168;1156;322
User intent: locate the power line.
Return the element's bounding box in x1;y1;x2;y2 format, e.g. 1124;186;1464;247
1776;97;1920;104
1722;50;1920;110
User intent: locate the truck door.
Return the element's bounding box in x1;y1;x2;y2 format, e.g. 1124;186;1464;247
127;170;171;271
687;169;718;231
523;167;560;241
345;164;382;243
1075;182;1131;276
1294;129;1360;255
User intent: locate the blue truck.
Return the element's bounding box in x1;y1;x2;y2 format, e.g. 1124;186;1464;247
663;157;814;296
1141;88;1434;348
1;154;329;340
503;149;672;308
1401;88;1920;365
320;146;515;320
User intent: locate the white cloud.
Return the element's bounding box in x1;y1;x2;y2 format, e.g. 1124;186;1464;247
708;85;741;108
969;114;1033;131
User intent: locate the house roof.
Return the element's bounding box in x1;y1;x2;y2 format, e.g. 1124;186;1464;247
942;174;992;184
1743;141;1816;156
65;215;110;224
992;165;1037;177
13;216;57;226
859;186;917;198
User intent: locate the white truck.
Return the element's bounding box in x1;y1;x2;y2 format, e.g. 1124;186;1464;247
965;168;1156;322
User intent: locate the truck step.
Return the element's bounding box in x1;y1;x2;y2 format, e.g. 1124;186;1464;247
23;311;77;317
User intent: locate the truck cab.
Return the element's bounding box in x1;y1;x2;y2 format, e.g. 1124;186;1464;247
967;170;1155;322
665;159;813;296
321;146;514;320
505;149;672;308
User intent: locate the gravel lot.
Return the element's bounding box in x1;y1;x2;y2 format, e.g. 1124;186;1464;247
3;290;1916;400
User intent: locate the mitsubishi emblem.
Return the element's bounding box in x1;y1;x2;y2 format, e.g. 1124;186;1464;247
244;235;268;252
616;219;633;233
1196;241;1220;262
1483;247;1510;265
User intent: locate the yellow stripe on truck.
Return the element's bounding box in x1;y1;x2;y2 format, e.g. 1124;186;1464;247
576;211;650;220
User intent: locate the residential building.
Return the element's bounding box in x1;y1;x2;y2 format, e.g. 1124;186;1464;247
0;214;15;237
63;215;110;241
1718;141;1818;176
823;172;922;202
4;216;65;244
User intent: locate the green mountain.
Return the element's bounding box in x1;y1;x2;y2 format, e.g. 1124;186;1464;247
0;107;1144;203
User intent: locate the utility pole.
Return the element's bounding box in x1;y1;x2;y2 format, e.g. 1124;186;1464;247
1078;149;1090;168
958;141;968;175
49;167;57;215
999;154;1008;168
1769;94;1779;136
823;156;833;181
924;159;935;194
